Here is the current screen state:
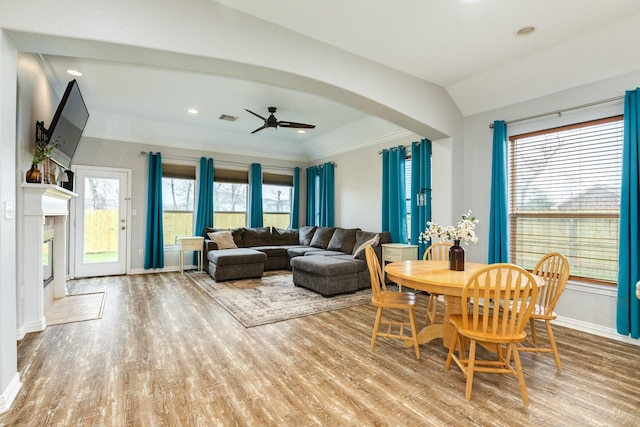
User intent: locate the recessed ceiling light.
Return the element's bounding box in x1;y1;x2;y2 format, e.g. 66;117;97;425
188;108;198;115
516;26;536;36
297;130;306;134
66;69;83;76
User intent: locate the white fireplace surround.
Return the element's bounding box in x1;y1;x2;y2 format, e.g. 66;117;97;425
21;184;77;336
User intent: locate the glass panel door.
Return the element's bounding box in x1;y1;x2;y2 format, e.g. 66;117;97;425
73;167;129;277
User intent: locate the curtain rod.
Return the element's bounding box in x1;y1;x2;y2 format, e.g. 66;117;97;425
488;95;625;129
378;140;423;155
139;151;298;173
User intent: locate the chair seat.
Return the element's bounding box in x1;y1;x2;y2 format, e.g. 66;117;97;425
531;304;557;319
449;314;528;344
375;291;417;308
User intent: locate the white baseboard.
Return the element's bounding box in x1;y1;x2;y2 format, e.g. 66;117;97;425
555;316;640;346
0;373;22;414
16;318;46;341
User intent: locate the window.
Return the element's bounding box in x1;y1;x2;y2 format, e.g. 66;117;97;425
214;169;248;228
162;164;196;245
263;172;293;228
509;116;623;283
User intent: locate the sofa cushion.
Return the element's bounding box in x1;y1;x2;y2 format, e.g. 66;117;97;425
304;249;347;257
207;248;267;266
291;255;360;276
298;226;317;246
271;227;299;245
287;246;323;258
251;246;289;258
207;230;238;249
327;228;359;254
310;227;336;249
242;227;272;247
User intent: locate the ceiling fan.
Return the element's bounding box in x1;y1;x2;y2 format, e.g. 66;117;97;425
245;106;316;134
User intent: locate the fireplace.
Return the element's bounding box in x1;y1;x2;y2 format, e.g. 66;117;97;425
20;183;76;337
43;239;53;287
43;217;54;287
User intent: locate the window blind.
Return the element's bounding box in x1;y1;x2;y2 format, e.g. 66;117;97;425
508;116;623;283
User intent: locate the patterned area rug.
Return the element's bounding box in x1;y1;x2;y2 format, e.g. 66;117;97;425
186;270;372;327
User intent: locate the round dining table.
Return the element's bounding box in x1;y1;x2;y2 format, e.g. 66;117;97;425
384;260;489;348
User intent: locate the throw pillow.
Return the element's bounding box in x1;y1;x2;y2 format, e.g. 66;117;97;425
327;228;359;253
271;227;299;245
352;234;380;258
207;230;238;249
310;227;336;249
242;227;272;247
298;226;317;246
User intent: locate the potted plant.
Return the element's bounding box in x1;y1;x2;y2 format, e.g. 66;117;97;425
26;140;55;183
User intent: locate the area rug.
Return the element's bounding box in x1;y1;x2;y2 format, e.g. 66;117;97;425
186;270;372;328
45;292;106;326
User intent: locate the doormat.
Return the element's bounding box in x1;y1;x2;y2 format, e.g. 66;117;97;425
45;292;106;326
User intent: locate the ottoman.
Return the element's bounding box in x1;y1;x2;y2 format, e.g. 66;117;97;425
207;248;267;282
290;255;360;296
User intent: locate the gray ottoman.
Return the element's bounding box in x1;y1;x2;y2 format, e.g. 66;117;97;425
290;256;360;296
207;248;267;282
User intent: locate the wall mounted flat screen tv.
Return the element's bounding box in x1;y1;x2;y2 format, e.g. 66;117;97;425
47;79;89;169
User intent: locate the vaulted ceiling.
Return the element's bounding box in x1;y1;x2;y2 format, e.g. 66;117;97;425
9;0;640;161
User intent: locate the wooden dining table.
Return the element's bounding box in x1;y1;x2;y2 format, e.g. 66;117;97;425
384;260;489;348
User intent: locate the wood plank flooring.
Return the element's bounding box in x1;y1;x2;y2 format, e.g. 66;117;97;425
1;272;639;426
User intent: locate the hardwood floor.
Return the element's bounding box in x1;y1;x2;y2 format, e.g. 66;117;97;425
1;272;639;426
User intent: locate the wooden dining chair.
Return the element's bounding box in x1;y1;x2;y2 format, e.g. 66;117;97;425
365;245;420;359
422;241;453;325
519;252;570;371
445;263;539;406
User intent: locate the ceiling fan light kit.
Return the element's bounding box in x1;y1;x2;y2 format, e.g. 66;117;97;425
245;106;316;134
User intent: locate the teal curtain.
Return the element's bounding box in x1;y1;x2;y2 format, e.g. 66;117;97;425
248;163;263;227
144;152;164;269
411;139;432;258
306;166;318;225
488;120;509;263
617;88;640;339
193;157;214;264
381;145;407;243
318;162;335;227
290;166;300;229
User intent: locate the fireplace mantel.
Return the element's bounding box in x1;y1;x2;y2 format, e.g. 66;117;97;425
21;183;77;336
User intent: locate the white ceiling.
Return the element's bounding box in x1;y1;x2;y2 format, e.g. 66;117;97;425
36;0;640;161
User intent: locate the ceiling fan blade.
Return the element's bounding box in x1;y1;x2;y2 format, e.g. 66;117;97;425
251;124;268;134
245;109;267;121
278;121;316;129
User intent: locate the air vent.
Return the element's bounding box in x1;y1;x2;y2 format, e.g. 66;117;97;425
219;114;238;122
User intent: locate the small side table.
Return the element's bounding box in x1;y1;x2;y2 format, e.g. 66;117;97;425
381;243;419;291
176;236;205;273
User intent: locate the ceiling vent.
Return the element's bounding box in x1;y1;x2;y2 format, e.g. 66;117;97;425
219;114;238;122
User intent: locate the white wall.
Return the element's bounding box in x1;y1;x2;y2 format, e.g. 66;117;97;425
463;69;640;344
0;29;21;413
312;133;455;236
72;137;307;273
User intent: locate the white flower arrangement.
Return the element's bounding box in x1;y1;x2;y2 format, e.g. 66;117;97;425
418;210;479;245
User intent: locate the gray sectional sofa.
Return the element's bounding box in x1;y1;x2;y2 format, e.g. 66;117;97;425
202;226;391;296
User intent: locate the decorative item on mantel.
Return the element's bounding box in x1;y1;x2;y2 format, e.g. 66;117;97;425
419;210;479;271
26;121;55;184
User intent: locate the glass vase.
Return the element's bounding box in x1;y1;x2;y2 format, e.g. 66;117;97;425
25;164;42;183
449;239;465;271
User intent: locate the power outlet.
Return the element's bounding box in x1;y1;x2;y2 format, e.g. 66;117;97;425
138;249;143;256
